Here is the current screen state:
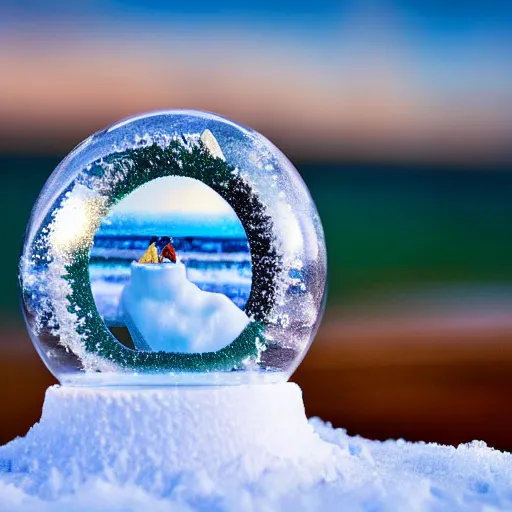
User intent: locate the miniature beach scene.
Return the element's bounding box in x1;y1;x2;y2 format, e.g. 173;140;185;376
89;175;252;353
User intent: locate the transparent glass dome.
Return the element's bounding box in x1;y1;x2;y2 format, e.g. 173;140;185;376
19;110;327;386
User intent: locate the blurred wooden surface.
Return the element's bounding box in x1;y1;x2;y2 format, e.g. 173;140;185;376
1;316;512;450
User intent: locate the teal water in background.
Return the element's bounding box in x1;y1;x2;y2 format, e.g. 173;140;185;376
301;163;512;304
4;155;512;319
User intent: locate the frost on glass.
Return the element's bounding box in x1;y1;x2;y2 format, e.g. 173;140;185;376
19;110;327;386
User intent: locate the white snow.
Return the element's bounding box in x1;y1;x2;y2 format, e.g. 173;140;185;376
119;261;250;352
1;383;512;512
201;129;226;160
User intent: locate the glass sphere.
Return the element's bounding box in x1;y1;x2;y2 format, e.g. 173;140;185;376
19;110;326;386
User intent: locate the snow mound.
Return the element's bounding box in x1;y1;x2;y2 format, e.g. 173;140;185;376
1;384;512;511
120;261;250;352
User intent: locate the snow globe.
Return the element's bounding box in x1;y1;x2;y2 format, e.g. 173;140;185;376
20;110;327;386
14;110;330;479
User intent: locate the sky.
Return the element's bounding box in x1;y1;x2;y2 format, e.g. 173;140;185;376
109;177;234;217
98;176;246;238
1;1;510;164
2;1;510;25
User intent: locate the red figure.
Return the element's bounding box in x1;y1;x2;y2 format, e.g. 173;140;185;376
159;243;177;263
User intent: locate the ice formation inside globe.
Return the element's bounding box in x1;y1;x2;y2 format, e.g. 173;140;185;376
19;110;326;385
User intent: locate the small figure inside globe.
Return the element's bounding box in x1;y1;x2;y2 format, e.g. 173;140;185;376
19;110;327;386
137;237;177;264
158;237;177;264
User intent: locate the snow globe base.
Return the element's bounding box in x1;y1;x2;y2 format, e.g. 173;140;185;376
0;383;338;485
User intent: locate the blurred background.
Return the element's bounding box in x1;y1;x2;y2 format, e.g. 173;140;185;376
1;1;512;449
